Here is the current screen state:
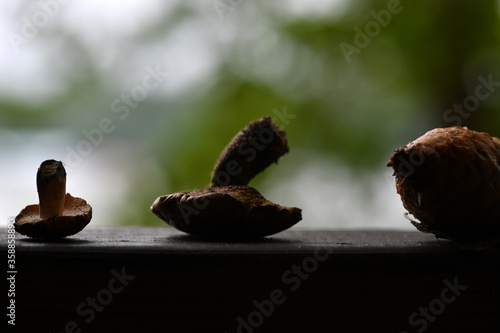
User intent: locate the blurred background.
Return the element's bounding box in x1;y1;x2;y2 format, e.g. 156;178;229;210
1;0;500;229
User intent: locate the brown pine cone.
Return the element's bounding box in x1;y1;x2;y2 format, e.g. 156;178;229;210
387;126;500;250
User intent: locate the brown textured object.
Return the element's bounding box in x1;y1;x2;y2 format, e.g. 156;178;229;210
15;160;92;239
151;116;302;239
387;126;500;250
210;116;289;187
151;186;301;239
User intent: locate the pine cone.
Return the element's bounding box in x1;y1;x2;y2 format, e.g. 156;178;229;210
387;126;500;250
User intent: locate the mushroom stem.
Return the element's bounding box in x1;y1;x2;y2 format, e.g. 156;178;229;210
37;160;66;218
210;116;289;187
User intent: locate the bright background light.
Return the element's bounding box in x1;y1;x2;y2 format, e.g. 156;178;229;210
2;0;499;230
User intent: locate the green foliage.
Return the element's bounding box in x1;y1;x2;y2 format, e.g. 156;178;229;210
3;0;500;226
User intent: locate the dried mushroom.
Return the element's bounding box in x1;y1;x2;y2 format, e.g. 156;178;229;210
387;126;500;250
151;116;302;239
15;160;92;239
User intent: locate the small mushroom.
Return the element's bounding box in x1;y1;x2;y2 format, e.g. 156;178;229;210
151;116;302;239
15;160;92;239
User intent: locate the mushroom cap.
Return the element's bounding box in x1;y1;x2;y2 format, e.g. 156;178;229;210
15;193;92;239
387;126;500;250
151;185;302;239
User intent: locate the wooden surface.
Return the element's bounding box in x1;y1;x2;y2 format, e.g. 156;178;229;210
2;227;500;332
9;226;464;255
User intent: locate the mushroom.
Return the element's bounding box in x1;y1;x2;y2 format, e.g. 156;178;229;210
387;126;500;250
15;160;92;239
151;116;302;240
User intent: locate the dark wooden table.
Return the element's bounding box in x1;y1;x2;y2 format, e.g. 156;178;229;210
2;227;499;332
